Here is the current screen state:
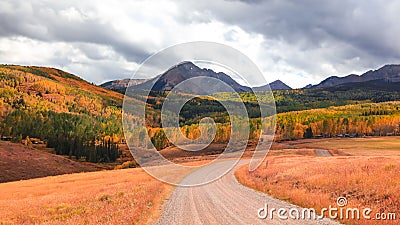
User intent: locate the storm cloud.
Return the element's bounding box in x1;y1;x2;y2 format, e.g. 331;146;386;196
0;0;399;88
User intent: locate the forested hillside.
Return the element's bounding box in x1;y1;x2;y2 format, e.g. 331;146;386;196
132;90;400;149
275;101;400;140
143;101;400;150
214;84;400;113
0;65;123;162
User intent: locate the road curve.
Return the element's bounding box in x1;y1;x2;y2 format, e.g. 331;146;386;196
157;160;340;225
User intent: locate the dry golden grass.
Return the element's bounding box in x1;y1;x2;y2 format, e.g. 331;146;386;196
0;159;211;225
0;168;170;225
236;138;400;225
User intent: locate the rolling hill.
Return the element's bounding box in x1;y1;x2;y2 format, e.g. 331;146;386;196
0;64;123;116
0;65;125;164
0;140;102;183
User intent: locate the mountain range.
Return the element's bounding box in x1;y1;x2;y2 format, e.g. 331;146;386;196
101;61;292;93
310;64;400;88
102;62;400;94
132;61;252;94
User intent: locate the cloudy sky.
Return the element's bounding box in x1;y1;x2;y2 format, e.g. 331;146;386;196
1;0;399;88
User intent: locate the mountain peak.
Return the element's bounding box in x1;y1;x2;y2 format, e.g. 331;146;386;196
253;80;292;91
177;61;196;66
132;61;251;94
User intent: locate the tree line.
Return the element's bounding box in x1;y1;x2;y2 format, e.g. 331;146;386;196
274;102;400;140
0;109;122;162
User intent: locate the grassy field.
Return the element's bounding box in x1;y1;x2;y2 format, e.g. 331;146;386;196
0;146;212;225
236;137;400;225
0;167;175;225
157;141;328;164
2;136;399;224
285;137;400;156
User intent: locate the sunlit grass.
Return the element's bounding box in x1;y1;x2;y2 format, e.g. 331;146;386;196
290;137;400;156
0;168;170;225
236;154;400;225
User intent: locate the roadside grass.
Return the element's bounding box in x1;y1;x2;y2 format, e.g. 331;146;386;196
0;160;211;225
236;155;400;225
0;168;174;225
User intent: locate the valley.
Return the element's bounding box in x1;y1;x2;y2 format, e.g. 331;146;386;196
1;62;400;225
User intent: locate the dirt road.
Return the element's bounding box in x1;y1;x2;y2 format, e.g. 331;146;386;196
315;149;333;157
157;160;340;225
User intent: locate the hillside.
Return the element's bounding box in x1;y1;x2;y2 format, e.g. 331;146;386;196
0;65;124;163
101;78;148;93
275;101;400;140
0;141;101;183
0;65;123;116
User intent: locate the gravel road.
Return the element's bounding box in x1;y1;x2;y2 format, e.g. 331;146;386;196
157;160;341;225
315;149;333;157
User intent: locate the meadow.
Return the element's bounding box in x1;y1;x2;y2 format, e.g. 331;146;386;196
236;137;400;225
284;136;400;156
0;168;170;224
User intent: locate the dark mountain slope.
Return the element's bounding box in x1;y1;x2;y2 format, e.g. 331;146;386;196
132;61;251;94
313;64;400;88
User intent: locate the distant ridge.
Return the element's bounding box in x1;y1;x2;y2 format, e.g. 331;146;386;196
101;63;400;92
312;64;400;88
101;78;148;92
